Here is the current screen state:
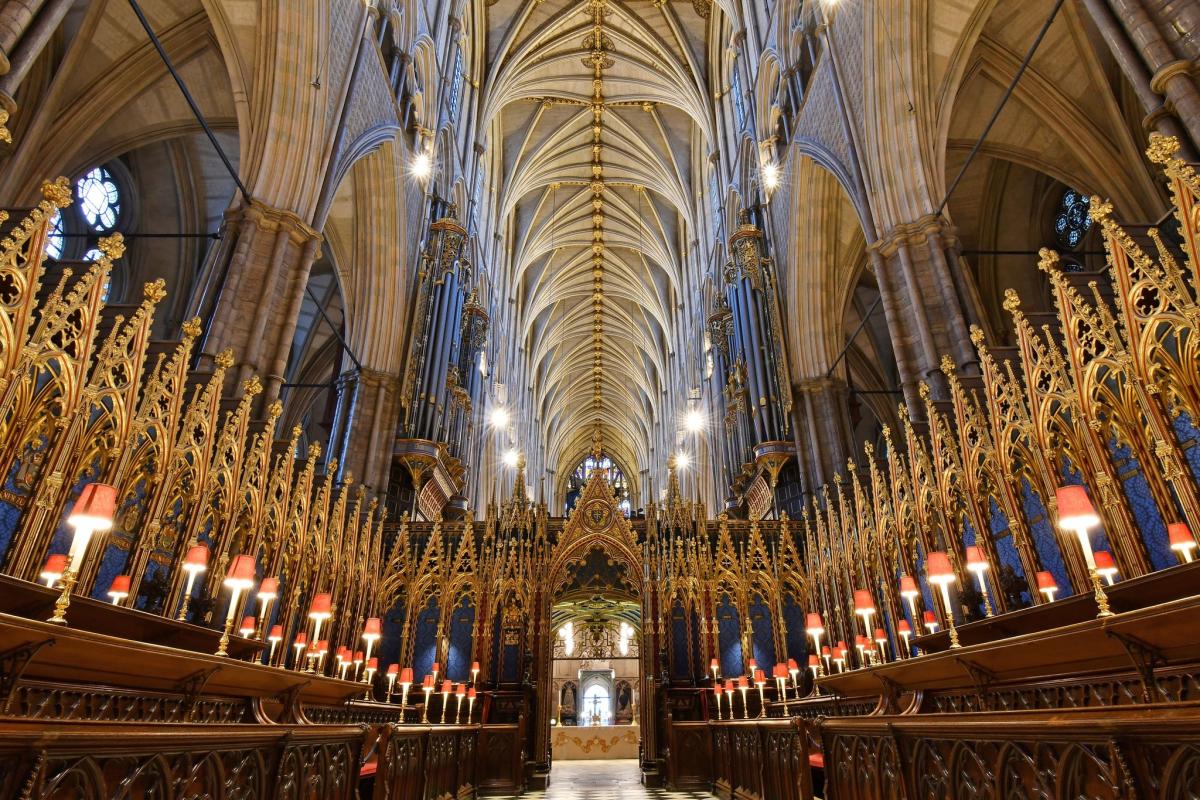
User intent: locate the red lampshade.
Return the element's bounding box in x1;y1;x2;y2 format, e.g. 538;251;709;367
441;679;452;693
965;546;987;569
773;663;787;678
922;611;937;625
925;551;954;584
109;574;131;594
1056;485;1099;530
821;645;831;656
899;575;919;596
363;617;382;638
1036;571;1056;589
422;675;433;689
353;650;364;663
897;620;912;634
853;589;875;612
224;554;256;589
737;676;748;688
367;657;378;670
240;615;255;633
855;635;868;646
294;632;307;646
807;655;819;666
316;639;328;654
710;658;719;668
1094;550;1117;573
68;483;117;531
387;663;399;676
786;658;799;672
723;679;734;692
748;658;757;669
805;612;825;632
471;661;480;672
268;624;283;641
713;685;721;694
874;628;886;641
335;647;347;661
431;662;441;673
455;682;466;695
1169;523;1196;550
753;669;765;683
400;667;414;684
41;554;67;577
836;640;848;654
184;544;209;571
308;593;332;618
257;577;279;597
468;687;477;699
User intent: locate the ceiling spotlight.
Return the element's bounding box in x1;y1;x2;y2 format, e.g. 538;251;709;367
502;449;520;467
489;407;510;428
674;452;690;470
685;409;704;433
412;151;432;180
762;162;780;190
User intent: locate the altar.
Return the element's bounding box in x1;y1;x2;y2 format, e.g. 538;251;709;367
551;725;639;760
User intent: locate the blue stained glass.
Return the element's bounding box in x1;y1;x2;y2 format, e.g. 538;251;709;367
378;598;406;671
749;595;776;669
446;596;475;681
413;597;440;680
989;500;1031;606
1108;438;1174;570
1172;412;1200;483
0;499;21;564
716;594;742;677
90;542;128;600
782;594;806;663
671;603;689;679
1022;478;1074;595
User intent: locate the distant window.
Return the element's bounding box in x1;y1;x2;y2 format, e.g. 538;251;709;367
44;210;64;259
730;69;747;131
1054;189;1091;250
446;48;464;123
76;166;122;232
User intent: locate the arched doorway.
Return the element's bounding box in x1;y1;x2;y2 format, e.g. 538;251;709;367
534;462;647;776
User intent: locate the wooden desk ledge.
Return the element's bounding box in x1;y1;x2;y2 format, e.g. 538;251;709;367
0;612;365;712
815;593;1200;705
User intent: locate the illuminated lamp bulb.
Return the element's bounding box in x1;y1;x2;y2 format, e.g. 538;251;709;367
1169;523;1197;564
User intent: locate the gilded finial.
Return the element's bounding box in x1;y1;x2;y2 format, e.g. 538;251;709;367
1037;248;1059;275
969;325;986;348
1145;132;1180;165
98;233;125;261
940;354;955;374
267;399;283;419
215;349;235;369
1002;288;1022;313
243;375;263;396
143;278;167;304
41;177;71;207
1088;196;1114;222
182;317;202;338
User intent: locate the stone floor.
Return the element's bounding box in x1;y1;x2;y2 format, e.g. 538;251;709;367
488;760;715;799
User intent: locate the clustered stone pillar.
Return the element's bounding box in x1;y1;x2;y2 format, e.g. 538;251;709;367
791;377;854;491
870;215;980;413
195;201;322;413
1080;0;1200;156
0;0;72;121
327;368;402;493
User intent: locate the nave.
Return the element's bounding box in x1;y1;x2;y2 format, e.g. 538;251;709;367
492;762;716;800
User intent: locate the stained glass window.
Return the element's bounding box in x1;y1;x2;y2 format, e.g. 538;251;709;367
1054;189;1091;250
565;454;630;516
76;166;122;232
44;210;64;259
730;69;747;131
446;48;464;124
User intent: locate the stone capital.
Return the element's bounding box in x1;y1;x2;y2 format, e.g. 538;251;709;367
869;214;958;258
228;200;323;247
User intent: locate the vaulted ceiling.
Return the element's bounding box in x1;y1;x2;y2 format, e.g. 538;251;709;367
481;0;714;479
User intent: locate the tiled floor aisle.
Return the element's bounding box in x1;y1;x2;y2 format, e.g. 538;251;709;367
489;759;716;799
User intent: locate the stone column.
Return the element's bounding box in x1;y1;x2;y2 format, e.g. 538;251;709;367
329;367;402;494
871;216;980;414
1107;0;1200;151
195;201;322;412
792;377;853;490
0;0;71;116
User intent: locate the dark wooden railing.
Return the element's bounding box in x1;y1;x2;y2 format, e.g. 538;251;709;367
665;719;817;800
